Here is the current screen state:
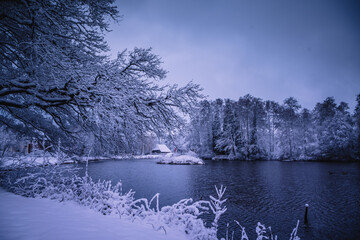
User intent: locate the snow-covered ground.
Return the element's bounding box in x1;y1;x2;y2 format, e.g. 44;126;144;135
157;154;205;165
0;188;187;240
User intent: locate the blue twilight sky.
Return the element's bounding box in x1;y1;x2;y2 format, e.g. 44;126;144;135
105;0;360;110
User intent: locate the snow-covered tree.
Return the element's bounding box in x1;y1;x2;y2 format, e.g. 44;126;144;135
330;102;353;158
211;99;223;155
0;0;203;154
312;97;354;160
263;100;281;158
278;97;301;159
1;0;117;142
236;95;265;160
188;94;357;161
216;99;239;158
188;107;201;153
198;100;213;157
298;108;317;159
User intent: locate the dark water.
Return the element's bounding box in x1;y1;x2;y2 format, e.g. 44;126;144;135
78;159;360;240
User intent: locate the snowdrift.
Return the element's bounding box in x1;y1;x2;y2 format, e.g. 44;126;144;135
157;154;205;165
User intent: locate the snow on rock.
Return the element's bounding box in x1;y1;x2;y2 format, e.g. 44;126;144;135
0;188;187;240
157;154;205;165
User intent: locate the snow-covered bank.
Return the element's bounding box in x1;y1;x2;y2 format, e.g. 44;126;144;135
0;153;203;169
0;154;160;169
74;154;160;163
0;155;61;168
0;188;187;240
157;154;205;165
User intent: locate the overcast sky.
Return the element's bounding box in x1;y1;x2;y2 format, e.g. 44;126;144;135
106;0;360;110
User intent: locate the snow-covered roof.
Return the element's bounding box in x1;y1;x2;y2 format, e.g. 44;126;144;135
152;144;171;153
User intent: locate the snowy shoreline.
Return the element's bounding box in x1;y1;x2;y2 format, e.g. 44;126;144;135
0;153;209;169
0;154;161;169
0;187;187;240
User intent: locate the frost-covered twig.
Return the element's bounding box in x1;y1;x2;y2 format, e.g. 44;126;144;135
210;185;227;231
229;220;300;240
289;220;300;240
234;220;249;240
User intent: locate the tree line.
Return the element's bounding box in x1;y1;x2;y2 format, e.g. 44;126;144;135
188;94;360;161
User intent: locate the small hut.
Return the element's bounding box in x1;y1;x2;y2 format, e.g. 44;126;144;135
152;144;171;154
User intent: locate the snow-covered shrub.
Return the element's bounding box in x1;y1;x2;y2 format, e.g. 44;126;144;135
132;195;217;239
3;164;134;216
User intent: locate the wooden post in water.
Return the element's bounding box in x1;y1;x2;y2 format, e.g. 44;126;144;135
304;203;309;224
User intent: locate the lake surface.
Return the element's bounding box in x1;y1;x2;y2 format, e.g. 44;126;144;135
77;159;360;239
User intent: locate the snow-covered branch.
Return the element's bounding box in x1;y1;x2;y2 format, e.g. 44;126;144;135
0;0;203;155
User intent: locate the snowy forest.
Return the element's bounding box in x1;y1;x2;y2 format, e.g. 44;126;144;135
188;95;360;161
